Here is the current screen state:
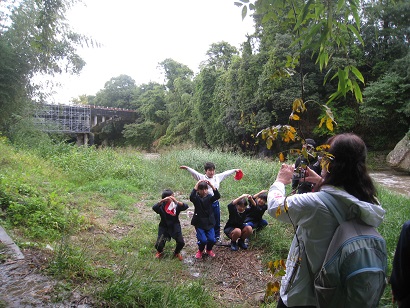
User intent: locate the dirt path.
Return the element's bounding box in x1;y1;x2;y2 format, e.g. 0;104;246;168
178;217;275;307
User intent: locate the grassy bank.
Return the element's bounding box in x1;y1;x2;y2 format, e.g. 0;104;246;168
0;137;409;307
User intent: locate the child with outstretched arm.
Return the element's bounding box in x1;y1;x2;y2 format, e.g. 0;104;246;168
180;162;242;243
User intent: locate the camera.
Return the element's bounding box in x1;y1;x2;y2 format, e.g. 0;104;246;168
293;166;306;179
293;158;308;179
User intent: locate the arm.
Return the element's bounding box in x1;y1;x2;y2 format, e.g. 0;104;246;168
215;168;241;182
180;165;203;181
152;202;162;214
267;164;294;222
253;190;268;199
232;194;250;205
168;195;189;210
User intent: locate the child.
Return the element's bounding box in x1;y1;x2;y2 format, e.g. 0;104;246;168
180;162;241;243
190;180;221;259
244;190;268;232
152;189;189;261
223;194;253;251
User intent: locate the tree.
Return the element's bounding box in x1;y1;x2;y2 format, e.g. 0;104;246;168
94;75;137;109
0;0;90;134
202;41;239;70
158;58;193;92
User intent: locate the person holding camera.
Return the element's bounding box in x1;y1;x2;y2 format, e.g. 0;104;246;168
292;138;322;194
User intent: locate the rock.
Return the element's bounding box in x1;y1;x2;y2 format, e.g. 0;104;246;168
386;134;410;173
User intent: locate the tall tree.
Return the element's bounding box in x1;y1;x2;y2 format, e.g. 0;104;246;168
202;41;239;70
158;58;193;92
0;0;90;133
94;75;137;109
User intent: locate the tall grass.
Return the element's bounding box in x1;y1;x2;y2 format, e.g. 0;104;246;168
1;137;409;307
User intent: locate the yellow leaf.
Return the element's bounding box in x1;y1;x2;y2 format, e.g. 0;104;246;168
279;152;285;162
326;117;334;131
267;138;273;149
266;281;280;296
284;201;289;212
275;207;281;217
319;117;325;128
290;113;300;121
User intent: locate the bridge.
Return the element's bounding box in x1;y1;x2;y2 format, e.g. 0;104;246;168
33;104;137;145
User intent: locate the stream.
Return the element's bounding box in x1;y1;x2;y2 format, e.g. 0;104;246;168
370;169;410;197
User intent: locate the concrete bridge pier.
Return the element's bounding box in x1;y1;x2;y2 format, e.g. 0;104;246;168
76;133;89;146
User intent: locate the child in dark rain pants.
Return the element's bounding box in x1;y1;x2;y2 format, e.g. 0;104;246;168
153;189;189;261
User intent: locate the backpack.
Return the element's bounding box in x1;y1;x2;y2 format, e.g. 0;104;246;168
314;192;387;308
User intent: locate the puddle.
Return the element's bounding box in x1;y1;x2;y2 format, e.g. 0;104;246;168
0;248;92;307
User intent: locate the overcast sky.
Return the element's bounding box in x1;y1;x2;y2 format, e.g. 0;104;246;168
48;0;255;104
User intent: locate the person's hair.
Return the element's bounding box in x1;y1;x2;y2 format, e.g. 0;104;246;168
305;138;316;148
236;197;248;207
161;189;173;199
197;181;208;190
320;133;377;203
204;162;215;171
257;193;267;202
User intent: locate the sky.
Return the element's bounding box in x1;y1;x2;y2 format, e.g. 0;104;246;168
48;0;255;104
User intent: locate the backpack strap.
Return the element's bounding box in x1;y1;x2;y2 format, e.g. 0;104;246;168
317;191;347;224
305;191;347;281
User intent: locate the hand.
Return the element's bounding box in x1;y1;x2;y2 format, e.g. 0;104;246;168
276;164;294;185
180;165;188;170
302;166;323;185
205;180;215;189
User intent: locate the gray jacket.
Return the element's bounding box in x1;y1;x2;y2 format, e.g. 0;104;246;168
267;183;385;307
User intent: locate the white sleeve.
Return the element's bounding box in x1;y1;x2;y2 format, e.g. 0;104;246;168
267;181;292;223
215;169;237;183
184;167;204;181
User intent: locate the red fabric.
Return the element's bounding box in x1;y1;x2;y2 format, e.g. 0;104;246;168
234;170;243;181
165;200;177;216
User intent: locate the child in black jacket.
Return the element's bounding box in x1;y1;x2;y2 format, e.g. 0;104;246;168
190;180;220;259
153;189;189;261
224;194;254;251
244;190;268;231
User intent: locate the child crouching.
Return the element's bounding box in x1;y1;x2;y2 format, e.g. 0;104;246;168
224;194;253;251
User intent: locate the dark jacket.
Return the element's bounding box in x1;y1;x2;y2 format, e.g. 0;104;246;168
190;188;220;230
224;202;251;229
390;220;410;305
244;200;267;223
152;201;188;237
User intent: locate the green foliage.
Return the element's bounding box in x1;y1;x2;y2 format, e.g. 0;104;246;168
123;121;156;150
2;138;410;306
48;237;96;281
0;141;83;241
93;75;137;108
100;262;216;307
